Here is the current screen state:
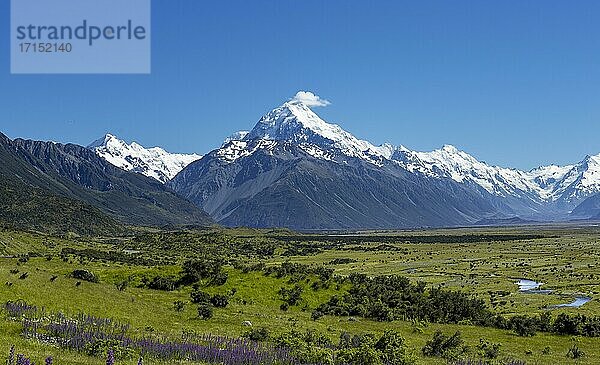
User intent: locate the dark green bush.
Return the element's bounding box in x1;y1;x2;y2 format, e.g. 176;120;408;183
190;289;211;304
316;274;491;325
243;327;270;342
509;315;538;337
197;303;213;320
147;276;178;291
566;344;585;359
173;300;186;312
180;259;225;286
71;269;99;283
422;331;465;359
210;294;229;308
279;284;303;306
476;339;501;359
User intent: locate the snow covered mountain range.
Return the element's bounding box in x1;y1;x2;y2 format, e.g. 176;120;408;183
394;145;600;217
88;92;600;228
88;134;201;183
207;98;600;217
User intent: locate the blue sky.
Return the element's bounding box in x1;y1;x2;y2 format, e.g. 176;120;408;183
1;1;599;170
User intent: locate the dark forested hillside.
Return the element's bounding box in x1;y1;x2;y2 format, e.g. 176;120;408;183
0;133;213;230
0;133;123;235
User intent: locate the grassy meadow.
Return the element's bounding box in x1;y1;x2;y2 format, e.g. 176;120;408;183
0;226;599;364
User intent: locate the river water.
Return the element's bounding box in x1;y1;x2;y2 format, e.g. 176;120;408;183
515;279;591;308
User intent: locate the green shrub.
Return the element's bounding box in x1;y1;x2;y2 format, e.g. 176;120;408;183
274;330;333;364
210;271;228;286
243;327;270;342
509;315;538;336
422;331;465;360
84;339;136;359
312;310;324;321
279;284;303;306
191;289;211;304
180;259;226;286
71;269;99;283
476;339;501;359
147;276;178;291
375;330;415;365
315;275;491;325
566;344;585;359
210;294;229;308
197;303;213;320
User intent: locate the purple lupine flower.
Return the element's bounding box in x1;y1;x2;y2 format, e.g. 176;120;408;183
106;349;115;365
19;307;301;365
15;354;31;365
45;356;53;365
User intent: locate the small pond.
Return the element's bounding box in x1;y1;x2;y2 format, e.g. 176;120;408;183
516;279;552;294
550;297;592;308
515;279;591;308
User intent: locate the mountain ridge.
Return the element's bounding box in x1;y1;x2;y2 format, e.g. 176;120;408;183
89;133;201;183
0;132;124;235
170;139;498;229
5;93;599;230
1;133;213;228
168;94;600;228
85;101;600;213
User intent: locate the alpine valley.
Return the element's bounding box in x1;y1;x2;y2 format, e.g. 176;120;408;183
3;93;600;231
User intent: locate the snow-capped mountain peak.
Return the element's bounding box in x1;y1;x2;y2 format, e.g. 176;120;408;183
528;164;574;193
392;143;600;208
392;144;540;196
88;133;119;149
88;134;201;183
548;152;600;202
582;154;600;186
243;98;394;163
440;144;459;153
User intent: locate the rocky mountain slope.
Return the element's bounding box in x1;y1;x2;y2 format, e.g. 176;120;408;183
1;133;213;228
0;133;123;235
571;193;600;219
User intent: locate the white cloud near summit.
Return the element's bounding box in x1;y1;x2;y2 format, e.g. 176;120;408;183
290;91;331;107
